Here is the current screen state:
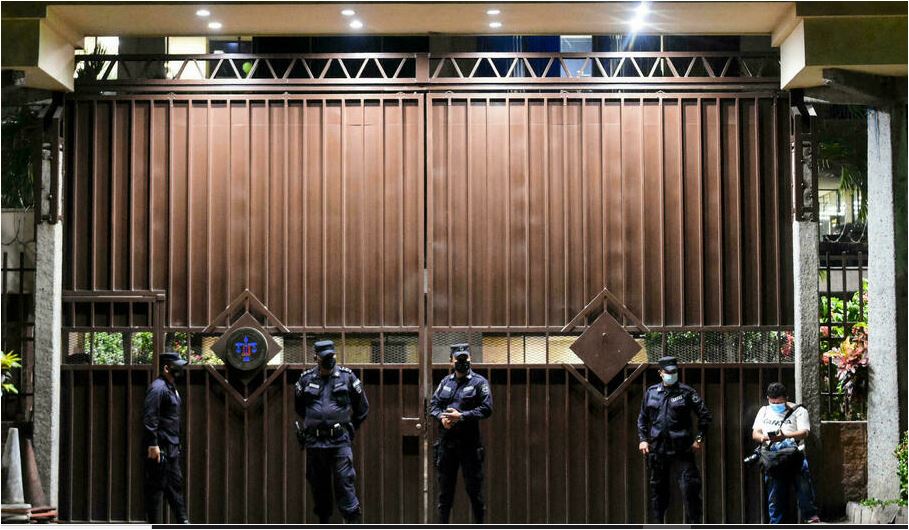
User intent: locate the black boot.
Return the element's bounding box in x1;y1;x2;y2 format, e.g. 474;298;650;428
343;507;362;524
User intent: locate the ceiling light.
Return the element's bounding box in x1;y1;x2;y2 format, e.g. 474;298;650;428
341;9;356;16
207;21;222;30
486;9;501;15
196;9;211;17
628;18;645;33
489;21;502;29
635;2;650;18
349;19;364;29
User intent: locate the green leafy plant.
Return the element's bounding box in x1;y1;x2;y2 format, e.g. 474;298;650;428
898;431;908;503
75;43;108;80
84;332;126;365
817;107;867;222
131;332;154;364
1;351;22;394
822;323;868;406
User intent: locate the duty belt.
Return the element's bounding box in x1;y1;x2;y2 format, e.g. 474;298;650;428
306;423;346;438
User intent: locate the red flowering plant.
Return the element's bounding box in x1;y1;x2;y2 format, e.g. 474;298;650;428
823;322;869;411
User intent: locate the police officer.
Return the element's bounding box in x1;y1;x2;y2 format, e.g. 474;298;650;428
637;356;712;524
143;351;189;524
294;340;369;524
429;344;493;524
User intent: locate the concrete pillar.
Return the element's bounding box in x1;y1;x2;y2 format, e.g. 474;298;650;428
793;220;822;443
32;135;63;507
866;105;908;500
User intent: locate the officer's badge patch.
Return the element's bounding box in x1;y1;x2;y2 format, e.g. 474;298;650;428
481;384;489;394
691;394;701;404
353;380;363;394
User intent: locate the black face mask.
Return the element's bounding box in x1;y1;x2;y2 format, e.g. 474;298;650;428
320;355;337;371
167;364;184;379
454;359;470;373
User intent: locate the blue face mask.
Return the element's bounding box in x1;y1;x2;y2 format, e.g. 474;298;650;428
769;402;787;414
661;373;678;385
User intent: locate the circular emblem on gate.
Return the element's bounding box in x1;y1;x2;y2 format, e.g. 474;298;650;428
224;327;268;372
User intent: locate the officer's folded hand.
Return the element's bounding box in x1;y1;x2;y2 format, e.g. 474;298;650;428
441;416;454;429
691;440;702;452
148;446;161;463
638;441;649;455
442;408;462;423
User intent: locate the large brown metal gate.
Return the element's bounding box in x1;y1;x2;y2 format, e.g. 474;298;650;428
60;51;792;524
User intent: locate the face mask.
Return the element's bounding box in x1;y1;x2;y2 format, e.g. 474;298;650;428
320;355;336;371
769;403;787;414
454;359;471;373
168;364;183;379
661;372;678;385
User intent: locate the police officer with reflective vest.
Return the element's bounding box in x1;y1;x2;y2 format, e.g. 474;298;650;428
637;356;712;524
294;340;369;524
429;344;493;524
143;351;189;524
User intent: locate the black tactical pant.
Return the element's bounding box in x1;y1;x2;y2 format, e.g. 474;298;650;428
647;450;703;524
305;446;361;523
434;438;485;524
144;447;188;523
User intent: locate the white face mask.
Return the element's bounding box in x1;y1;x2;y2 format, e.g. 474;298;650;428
661;372;678;385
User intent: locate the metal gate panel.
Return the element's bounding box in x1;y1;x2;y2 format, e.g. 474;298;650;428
59;365;424;523
427;94;791;331
429;364;792;524
63;94;424;331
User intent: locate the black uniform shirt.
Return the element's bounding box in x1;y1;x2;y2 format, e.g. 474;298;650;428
143;376;182;453
637;382;712;454
294;366;369;448
429;371;493;442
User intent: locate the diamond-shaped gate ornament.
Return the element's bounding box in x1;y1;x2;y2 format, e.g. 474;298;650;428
569;311;641;385
211;312;282;383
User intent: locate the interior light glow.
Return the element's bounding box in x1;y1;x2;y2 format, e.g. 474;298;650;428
207;21;222;30
341;9;356;16
486;9;501;15
628;18;645;33
489;21;502;29
635;2;650;18
349;19;364;29
196;9;211;17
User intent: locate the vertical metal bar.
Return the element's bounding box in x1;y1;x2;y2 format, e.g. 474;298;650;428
618;98;625;313
91;101;98;294
283;99;289;323
754;97;763;325
505;363;512;522
622;372;629;523
640;97;646;324
184;367;192;518
226;101;232;309
206;100;212;325
149;102;155;291
526;98;532;327
87;369;94;521
126;364;133;519
223;370;229;522
446;98;453;326
659;97;666;327
545;367;551;521
68;369;75;519
543;98;550;329
562;98;569;325
525;367;531;521
506;98;512;327
167;100;173;324
719;367;727;522
321;100;327;325
129;100;135;292
281;369;288;522
485;97;492;326
262;373;269;522
679;98;686;325
772;96;781;325
246;100;251;293
265;101;271;311
205;369;210;523
187;101;193;326
399;99;406;327
341;99;347;327
716;97;725;326
360;99;367;325
601;97;607;319
467;97;473;326
697;97;705;326
71;102;79;290
380;101;386;329
735;98;744;327
106;369;112;521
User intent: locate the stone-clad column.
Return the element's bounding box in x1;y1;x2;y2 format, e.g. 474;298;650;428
866;105;908;500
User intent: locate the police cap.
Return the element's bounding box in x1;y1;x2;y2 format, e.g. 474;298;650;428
160;351;188;367
314;340;337;358
658;356;679;373
449;343;470;359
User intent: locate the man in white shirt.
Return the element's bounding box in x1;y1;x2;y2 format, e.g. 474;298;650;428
751;382;820;524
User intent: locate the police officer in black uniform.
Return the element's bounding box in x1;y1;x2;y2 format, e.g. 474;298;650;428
637;356;712;524
429;343;493;524
294;340;369;524
143;351;189;524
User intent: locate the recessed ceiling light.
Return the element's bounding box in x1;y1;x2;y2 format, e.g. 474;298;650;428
207;21;222;30
486;9;501;15
635;2;650;18
349;20;364;29
341;9;356;16
489;21;502;29
196;9;211;17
